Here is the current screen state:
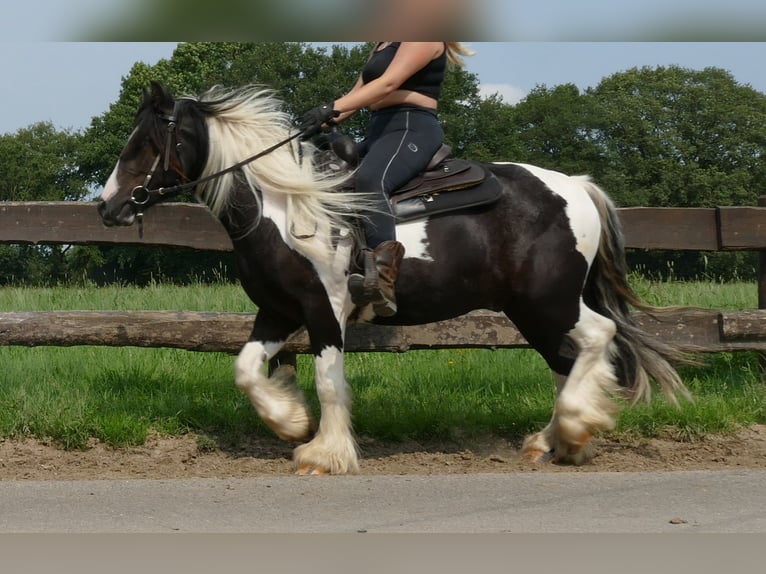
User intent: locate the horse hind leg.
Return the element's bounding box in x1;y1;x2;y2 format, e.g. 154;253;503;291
549;303;620;464
517;301;619;465
234;340;316;442
520;373;567;463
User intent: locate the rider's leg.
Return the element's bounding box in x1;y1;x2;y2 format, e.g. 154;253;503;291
348;106;443;316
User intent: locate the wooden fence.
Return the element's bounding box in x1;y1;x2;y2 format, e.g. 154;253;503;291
1;200;766;355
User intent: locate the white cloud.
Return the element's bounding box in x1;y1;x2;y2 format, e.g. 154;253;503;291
479;83;527;105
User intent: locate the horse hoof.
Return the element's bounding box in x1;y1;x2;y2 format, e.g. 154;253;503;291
521;447;554;464
552;433;593;465
295;464;330;476
521;431;553;463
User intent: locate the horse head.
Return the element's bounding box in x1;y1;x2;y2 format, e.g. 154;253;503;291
98;81;208;227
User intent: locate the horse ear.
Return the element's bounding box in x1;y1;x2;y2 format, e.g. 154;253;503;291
148;81;174;112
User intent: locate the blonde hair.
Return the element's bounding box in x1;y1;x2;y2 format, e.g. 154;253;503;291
445;42;474;67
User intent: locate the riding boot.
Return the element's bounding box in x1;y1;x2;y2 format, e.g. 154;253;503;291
348;240;405;317
371;240;405;317
348;249;377;306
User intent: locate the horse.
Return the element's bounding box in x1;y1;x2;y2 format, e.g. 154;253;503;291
98;81;689;475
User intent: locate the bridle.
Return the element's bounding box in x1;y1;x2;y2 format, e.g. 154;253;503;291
129;104;183;209
128;99;307;234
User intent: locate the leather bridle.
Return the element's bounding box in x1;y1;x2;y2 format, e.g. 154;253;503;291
129;100;306;211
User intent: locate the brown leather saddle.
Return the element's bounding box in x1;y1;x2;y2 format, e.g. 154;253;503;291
316;132;502;223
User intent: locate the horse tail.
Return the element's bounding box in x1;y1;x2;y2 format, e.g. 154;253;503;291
578;177;691;405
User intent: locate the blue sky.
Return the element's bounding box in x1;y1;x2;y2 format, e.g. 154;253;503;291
1;42;765;136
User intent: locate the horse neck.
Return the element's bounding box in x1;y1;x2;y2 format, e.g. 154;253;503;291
215;175;291;245
213;177;256;237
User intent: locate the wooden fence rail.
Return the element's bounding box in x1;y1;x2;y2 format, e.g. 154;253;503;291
1;201;765;252
1;201;766;355
1;309;765;354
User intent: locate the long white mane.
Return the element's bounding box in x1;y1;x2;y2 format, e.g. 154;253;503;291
189;85;362;261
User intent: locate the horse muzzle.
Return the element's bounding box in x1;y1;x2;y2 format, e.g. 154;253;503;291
97;199;138;227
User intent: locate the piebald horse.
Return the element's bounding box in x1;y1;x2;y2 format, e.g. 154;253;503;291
98;82;688;474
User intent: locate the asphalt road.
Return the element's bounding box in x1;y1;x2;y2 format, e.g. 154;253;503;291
1;469;765;533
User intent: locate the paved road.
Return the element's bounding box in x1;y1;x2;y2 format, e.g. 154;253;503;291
1;470;765;533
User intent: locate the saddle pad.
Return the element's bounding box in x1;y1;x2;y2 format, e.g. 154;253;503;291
392;169;502;223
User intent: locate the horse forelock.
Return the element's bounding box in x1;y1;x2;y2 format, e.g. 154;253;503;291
187;85;362;264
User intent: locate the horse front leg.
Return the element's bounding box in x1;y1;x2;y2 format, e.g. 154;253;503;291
293;343;358;475
234;312;316;442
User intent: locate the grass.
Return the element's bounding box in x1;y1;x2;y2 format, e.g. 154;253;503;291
0;278;764;449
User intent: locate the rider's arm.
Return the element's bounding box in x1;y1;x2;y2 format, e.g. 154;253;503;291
332;42;443;117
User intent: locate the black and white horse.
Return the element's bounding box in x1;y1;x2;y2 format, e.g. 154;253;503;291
98;82;688;474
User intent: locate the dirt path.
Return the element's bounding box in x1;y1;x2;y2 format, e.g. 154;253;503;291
2;425;765;479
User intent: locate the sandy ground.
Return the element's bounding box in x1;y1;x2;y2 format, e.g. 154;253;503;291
1;425;765;479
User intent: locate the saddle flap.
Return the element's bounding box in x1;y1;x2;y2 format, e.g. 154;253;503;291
391;160;484;202
391;165;502;223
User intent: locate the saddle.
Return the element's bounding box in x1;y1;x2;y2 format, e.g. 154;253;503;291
315;131;502;223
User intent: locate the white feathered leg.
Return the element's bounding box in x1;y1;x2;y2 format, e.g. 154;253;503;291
293;346;359;475
522;303;619;465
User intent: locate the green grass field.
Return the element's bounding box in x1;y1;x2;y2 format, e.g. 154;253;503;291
0;277;763;449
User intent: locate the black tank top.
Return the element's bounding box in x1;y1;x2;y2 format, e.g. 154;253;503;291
361;42;447;100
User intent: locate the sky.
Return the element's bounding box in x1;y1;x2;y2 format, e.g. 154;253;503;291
1;42;766;136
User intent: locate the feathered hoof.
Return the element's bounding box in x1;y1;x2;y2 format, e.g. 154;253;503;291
522;430;593;465
293;441;359;475
521;448;554;464
551;433;594;465
295;464;330;476
521;431;553;463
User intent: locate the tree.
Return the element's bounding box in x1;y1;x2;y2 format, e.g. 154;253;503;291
459;94;524;163
587;66;766;209
0;122;87;201
586;66;766;279
508;83;602;175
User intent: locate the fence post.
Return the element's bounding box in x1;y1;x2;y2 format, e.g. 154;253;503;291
759;195;766;380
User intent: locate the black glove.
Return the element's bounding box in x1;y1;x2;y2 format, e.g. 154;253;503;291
298;103;339;138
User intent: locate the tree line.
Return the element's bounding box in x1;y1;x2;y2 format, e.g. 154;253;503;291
2;42;765;285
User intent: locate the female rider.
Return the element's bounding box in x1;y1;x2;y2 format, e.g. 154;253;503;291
299;42;473;317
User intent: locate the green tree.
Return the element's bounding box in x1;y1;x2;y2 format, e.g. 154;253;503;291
587;65;766;209
459;94;523;163
0;122;87;201
510;83;602;175
586;66;766;279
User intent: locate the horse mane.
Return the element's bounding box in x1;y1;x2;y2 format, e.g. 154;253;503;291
186;85;363;261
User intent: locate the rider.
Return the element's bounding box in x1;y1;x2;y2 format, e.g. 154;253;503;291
299;42;473;317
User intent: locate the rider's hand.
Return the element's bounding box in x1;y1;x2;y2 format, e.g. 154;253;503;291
297;103;339;139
